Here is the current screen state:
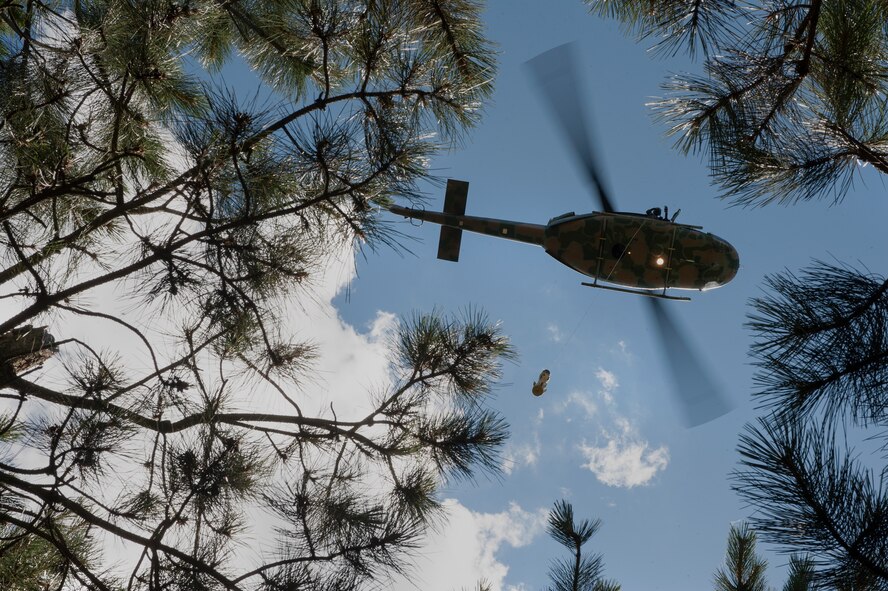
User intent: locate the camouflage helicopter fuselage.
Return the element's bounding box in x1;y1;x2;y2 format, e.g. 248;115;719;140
389;181;739;293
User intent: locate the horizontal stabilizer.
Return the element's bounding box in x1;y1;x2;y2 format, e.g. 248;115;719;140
438;227;463;261
443;179;468;216
437;179;469;262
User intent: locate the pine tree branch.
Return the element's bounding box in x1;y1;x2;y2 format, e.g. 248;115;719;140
0;84;451;291
826;122;888;174
230;529;409;584
736;419;888;584
781;445;888;582
0;471;241;590
0;511;112;591
3;375;386;448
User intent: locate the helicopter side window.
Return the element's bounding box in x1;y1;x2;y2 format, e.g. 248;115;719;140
611;243;626;258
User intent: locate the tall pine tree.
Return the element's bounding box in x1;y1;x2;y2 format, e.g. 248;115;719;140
587;2;888;588
0;1;507;589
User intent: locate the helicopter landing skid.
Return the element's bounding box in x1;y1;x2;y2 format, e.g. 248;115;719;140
580;282;691;302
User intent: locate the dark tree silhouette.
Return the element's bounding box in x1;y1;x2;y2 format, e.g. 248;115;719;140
0;1;506;589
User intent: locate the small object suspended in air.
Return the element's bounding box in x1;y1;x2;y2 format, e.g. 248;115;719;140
532;369;551;396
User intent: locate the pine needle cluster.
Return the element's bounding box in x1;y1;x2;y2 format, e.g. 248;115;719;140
588;0;888;206
712;522;819;591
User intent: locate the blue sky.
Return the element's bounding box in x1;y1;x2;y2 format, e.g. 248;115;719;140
324;1;888;589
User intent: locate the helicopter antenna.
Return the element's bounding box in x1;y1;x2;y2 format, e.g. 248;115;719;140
525;44;616;214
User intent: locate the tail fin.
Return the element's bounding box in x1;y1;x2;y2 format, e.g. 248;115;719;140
437;179;469;262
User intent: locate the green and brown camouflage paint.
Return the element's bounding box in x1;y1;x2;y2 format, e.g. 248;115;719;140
389;188;738;292
542;212;738;290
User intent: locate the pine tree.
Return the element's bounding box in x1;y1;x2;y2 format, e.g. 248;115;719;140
545;500;620;591
714;523;768;591
587;2;888;589
0;1;504;589
712;523;819;591
783;555;816;591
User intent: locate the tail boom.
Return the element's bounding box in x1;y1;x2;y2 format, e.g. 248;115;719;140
389;205;546;248
390;179;545;262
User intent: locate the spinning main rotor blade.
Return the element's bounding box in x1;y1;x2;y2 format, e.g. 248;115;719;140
525;43;616;213
646;299;733;427
528;43;729;426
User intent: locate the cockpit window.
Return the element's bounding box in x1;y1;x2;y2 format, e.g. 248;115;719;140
611;243;626;258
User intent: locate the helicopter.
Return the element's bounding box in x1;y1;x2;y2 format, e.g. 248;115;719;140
389;43;737;427
388;181;739;302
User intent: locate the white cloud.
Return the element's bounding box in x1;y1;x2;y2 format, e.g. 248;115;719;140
556;369;621;419
546;323;564;342
578;437;669;488
555;369;669;488
595;368;618;393
274;250;398;421
561;390;598;419
612;339;630;357
502;433;541;475
392;500;547;591
595;369;617;405
370;310;398;340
